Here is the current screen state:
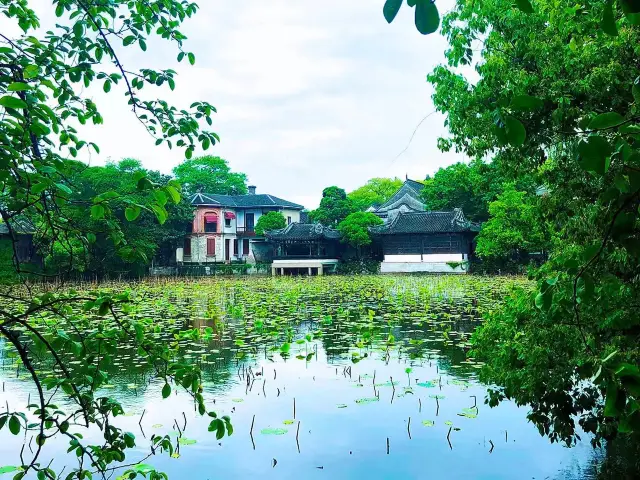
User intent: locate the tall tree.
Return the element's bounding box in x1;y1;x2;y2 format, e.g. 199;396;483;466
309;186;357;226
348;177;403;211
475;184;550;260
173;156;247;196
423;0;640;447
337;211;383;257
46;160;192;276
0;1;231;478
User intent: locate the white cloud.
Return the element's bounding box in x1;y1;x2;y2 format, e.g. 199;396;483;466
2;0;465;208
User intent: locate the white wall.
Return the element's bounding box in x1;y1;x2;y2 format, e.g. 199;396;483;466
383;253;465;263
281;209;301;224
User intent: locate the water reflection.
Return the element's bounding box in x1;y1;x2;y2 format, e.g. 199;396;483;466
0;276;618;479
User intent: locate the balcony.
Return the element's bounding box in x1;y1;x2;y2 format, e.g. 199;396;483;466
236;226;256;237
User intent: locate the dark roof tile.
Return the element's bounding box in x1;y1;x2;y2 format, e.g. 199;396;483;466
371;209;478;235
265;223;341;241
191;192;304;209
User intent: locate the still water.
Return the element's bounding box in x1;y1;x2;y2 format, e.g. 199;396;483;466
0;276;605;479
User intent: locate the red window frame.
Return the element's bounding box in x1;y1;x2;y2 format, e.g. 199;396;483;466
206;237;216;256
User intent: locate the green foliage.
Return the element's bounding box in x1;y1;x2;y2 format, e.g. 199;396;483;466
309;187;357;226
335;259;381;275
255;211;287;236
475;184;550;260
0;0;231;477
44;160;193;277
337;212;383;249
420;161;535;223
172;156;247;197
423;0;640;447
348;177;403;211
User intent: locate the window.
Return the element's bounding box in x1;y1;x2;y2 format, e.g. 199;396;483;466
245;213;255;232
206;238;216;256
243;239;250;255
233;239;238;256
287;216;292;225
205;221;217;233
225;218;231;227
184;238;191;256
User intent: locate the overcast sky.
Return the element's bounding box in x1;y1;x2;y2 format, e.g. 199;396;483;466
7;1;473;209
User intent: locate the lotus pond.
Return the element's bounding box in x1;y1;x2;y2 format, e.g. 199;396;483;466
0;275;608;479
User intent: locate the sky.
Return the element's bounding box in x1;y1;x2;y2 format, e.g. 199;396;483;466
5;1;474;209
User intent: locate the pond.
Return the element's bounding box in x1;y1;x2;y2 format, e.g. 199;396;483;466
0;275;606;479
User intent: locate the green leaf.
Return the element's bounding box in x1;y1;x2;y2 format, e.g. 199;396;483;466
414;0;440;35
577;136;611;175
383;0;403;23
604;380;618;417
0;466;22;475
0;96;27;109
162;383;171;399
165;185;181;204
103;80;111;93
633;79;640;103
510;95;543;110
601;2;618;36
151;205;167;224
188;53;195;65
123;35;136;46
514;0;534;13
504;115;526;147
139;38;147;51
73;22;84;37
8;416;20;435
588;112;624;130
90;204;105;220
55;183;72;195
7;82;30;92
125;205;141;222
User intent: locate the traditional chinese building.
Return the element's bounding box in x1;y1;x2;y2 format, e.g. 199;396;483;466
370;179;479;273
264;223;342;275
180;186;304;264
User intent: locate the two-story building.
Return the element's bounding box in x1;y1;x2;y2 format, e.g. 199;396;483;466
180;186;304;264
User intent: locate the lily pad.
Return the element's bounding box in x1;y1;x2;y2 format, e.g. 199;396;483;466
355;397;379;404
152;424;163;428
260;428;288;435
283;420;295;425
232;398;244;403
417;381;436;388
422;420;435;427
178;437;197;445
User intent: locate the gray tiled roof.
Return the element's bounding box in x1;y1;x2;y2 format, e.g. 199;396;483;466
265;223;342;241
190;193;304;210
374;179;425;214
0;217;35;235
371;209;478;235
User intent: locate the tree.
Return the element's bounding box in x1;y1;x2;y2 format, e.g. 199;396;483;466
421;0;640;447
421;161;523;222
0;1;231;478
337;212;383;256
309;186;357;226
348;177;403;211
46;160;192;277
255;211;287;236
475;184;550;260
173;156;247;196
